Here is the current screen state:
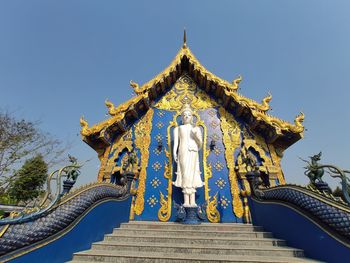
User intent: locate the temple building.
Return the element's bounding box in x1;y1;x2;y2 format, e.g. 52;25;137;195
2;33;349;263
79;32;304;223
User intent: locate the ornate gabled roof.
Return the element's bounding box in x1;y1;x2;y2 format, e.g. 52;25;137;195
80;35;304;152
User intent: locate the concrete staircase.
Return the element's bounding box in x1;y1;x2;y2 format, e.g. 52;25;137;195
69;221;321;263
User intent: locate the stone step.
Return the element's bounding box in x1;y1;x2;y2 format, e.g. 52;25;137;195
120;221;263;231
70;221;322;263
113;228;274;238
104;234;286;247
71;250;321;263
90;241;304;257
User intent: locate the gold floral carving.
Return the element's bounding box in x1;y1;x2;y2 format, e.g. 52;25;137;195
207;193;220;222
154;74;218;111
219;107;243;218
134;109;154;215
157;111;178;221
236;135;282;187
158;148;173;221
102;129;133;181
243;139;273;168
97;146;111;182
268;144;286;185
158;190;170;221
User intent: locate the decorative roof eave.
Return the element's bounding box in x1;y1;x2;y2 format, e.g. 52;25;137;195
80;43;304;150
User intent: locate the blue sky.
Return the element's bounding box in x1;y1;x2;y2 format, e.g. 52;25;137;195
0;0;349;188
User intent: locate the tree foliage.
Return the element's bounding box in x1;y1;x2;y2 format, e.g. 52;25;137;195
7;155;48;203
0;111;67;189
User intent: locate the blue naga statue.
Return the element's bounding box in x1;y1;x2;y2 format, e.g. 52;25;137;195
302;152;325;184
301;152;350;205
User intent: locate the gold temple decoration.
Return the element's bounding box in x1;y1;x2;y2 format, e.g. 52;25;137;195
134;109;154;215
260;92;272;112
252;111;304;135
236;128;284;188
99;129;134;182
231;75;242;91
268;144;286;185
80;95;147;137
80;43;304;139
158;190;170;221
240;190;252;223
79;116;90;137
207;193;220;222
158;149;172;221
97;145;111;182
105;99;141;117
130;80;146;95
204;151;220;223
219;107;244;218
155;74;218;111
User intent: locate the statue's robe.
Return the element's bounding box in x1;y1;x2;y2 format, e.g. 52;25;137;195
173;124;204;194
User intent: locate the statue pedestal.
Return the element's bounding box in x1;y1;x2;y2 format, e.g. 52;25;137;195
174;203;206;225
182;207;201;225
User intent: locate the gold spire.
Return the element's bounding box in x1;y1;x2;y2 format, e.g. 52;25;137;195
183;28;187;48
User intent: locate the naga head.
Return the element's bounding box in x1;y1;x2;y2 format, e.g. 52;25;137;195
261;92;272;111
231;75;242;91
105;99;116;115
130;80;140;92
295;112;305;126
310;152;322;162
79;116;88;129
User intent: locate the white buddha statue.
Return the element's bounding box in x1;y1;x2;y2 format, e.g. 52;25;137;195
173;104;204;207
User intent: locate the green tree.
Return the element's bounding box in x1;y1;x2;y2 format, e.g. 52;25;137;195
0;110;67;190
7;155;48;204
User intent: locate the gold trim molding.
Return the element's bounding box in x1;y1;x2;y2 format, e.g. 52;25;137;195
219;107;243;218
134;109;154;215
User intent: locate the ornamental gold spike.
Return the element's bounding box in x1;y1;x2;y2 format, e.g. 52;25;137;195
130;80;141;94
232;75;242;91
80;116;90;136
105;99;116;116
261;92;272;112
290;111;305;133
79;116;88;129
295;112;305;126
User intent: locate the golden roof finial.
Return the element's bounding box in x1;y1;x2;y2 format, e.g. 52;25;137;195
183;28;187;48
80;116;90;136
261;92;272;112
232;75;242;91
80;116;89;129
105;99;116;116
